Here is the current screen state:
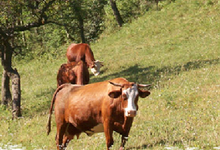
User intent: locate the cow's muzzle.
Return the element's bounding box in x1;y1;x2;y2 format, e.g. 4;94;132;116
125;110;137;117
90;68;100;76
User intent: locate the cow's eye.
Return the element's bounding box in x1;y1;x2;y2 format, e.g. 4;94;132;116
122;94;127;100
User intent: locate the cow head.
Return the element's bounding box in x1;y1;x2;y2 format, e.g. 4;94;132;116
108;79;150;117
90;60;104;76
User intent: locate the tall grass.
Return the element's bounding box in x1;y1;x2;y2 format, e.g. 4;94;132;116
1;0;220;149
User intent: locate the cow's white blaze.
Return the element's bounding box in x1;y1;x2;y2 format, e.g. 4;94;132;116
123;84;139;117
90;60;103;76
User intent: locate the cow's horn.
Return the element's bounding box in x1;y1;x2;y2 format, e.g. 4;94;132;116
137;84;151;88
109;81;123;87
95;60;103;63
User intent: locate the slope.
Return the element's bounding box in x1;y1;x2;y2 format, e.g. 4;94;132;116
0;0;220;149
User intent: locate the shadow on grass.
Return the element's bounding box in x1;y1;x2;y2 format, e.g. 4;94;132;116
37;58;220;116
91;58;220;85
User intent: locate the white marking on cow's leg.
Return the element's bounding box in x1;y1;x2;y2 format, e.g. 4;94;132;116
123;136;128;140
123;84;138;117
119;136;128;150
58;145;62;150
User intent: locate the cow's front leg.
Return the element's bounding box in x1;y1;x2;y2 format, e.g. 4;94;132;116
113;122;129;150
103;120;114;150
119;136;128;150
114;117;134;150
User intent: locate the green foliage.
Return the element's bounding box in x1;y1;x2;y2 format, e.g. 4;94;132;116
20;24;69;58
60;0;107;43
2;0;173;61
0;0;71;63
12;0;107;62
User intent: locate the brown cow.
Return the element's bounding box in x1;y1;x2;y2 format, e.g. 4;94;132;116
56;60;89;87
66;43;103;76
47;78;150;150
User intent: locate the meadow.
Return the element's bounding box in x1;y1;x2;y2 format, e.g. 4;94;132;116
0;0;220;149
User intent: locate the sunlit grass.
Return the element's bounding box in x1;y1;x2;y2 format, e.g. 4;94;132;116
1;0;220;149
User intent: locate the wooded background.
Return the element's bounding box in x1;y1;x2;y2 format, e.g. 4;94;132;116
0;0;166;118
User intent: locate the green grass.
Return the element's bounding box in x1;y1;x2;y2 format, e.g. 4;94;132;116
1;0;220;149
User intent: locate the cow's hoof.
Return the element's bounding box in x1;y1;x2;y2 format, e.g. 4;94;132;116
119;147;124;150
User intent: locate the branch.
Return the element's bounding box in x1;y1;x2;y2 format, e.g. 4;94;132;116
47;20;72;28
13;22;47;32
41;0;56;17
12;0;56;32
0;27;7;39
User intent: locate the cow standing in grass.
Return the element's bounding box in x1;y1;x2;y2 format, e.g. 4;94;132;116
47;77;151;150
66;43;103;76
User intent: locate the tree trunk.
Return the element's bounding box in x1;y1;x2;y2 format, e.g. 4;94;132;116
72;1;86;43
79;16;86;43
1;40;22;119
1;70;12;105
7;68;22;118
109;0;124;27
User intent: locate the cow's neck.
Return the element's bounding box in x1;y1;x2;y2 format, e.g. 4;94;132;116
85;53;95;68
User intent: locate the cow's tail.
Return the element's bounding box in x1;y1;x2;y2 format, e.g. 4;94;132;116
46;84;70;135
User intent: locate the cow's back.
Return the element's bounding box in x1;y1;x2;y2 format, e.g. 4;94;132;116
66;43;93;63
54;84;82;123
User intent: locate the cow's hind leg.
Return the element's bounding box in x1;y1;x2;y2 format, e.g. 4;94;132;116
63;123;81;149
56;123;67;150
63;135;73;149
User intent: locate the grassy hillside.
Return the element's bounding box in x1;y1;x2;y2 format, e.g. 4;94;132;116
1;0;220;149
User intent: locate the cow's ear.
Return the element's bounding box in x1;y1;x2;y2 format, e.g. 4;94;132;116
108;91;121;98
138;89;150;98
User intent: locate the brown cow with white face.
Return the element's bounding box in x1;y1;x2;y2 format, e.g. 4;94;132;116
66;43;103;76
47;78;150;150
56;60;89;87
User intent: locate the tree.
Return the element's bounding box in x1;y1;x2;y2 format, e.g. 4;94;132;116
109;0;124;27
63;0;106;43
0;0;107;119
71;0;86;43
0;0;58;119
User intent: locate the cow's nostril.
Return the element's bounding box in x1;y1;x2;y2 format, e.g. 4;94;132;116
126;110;136;117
